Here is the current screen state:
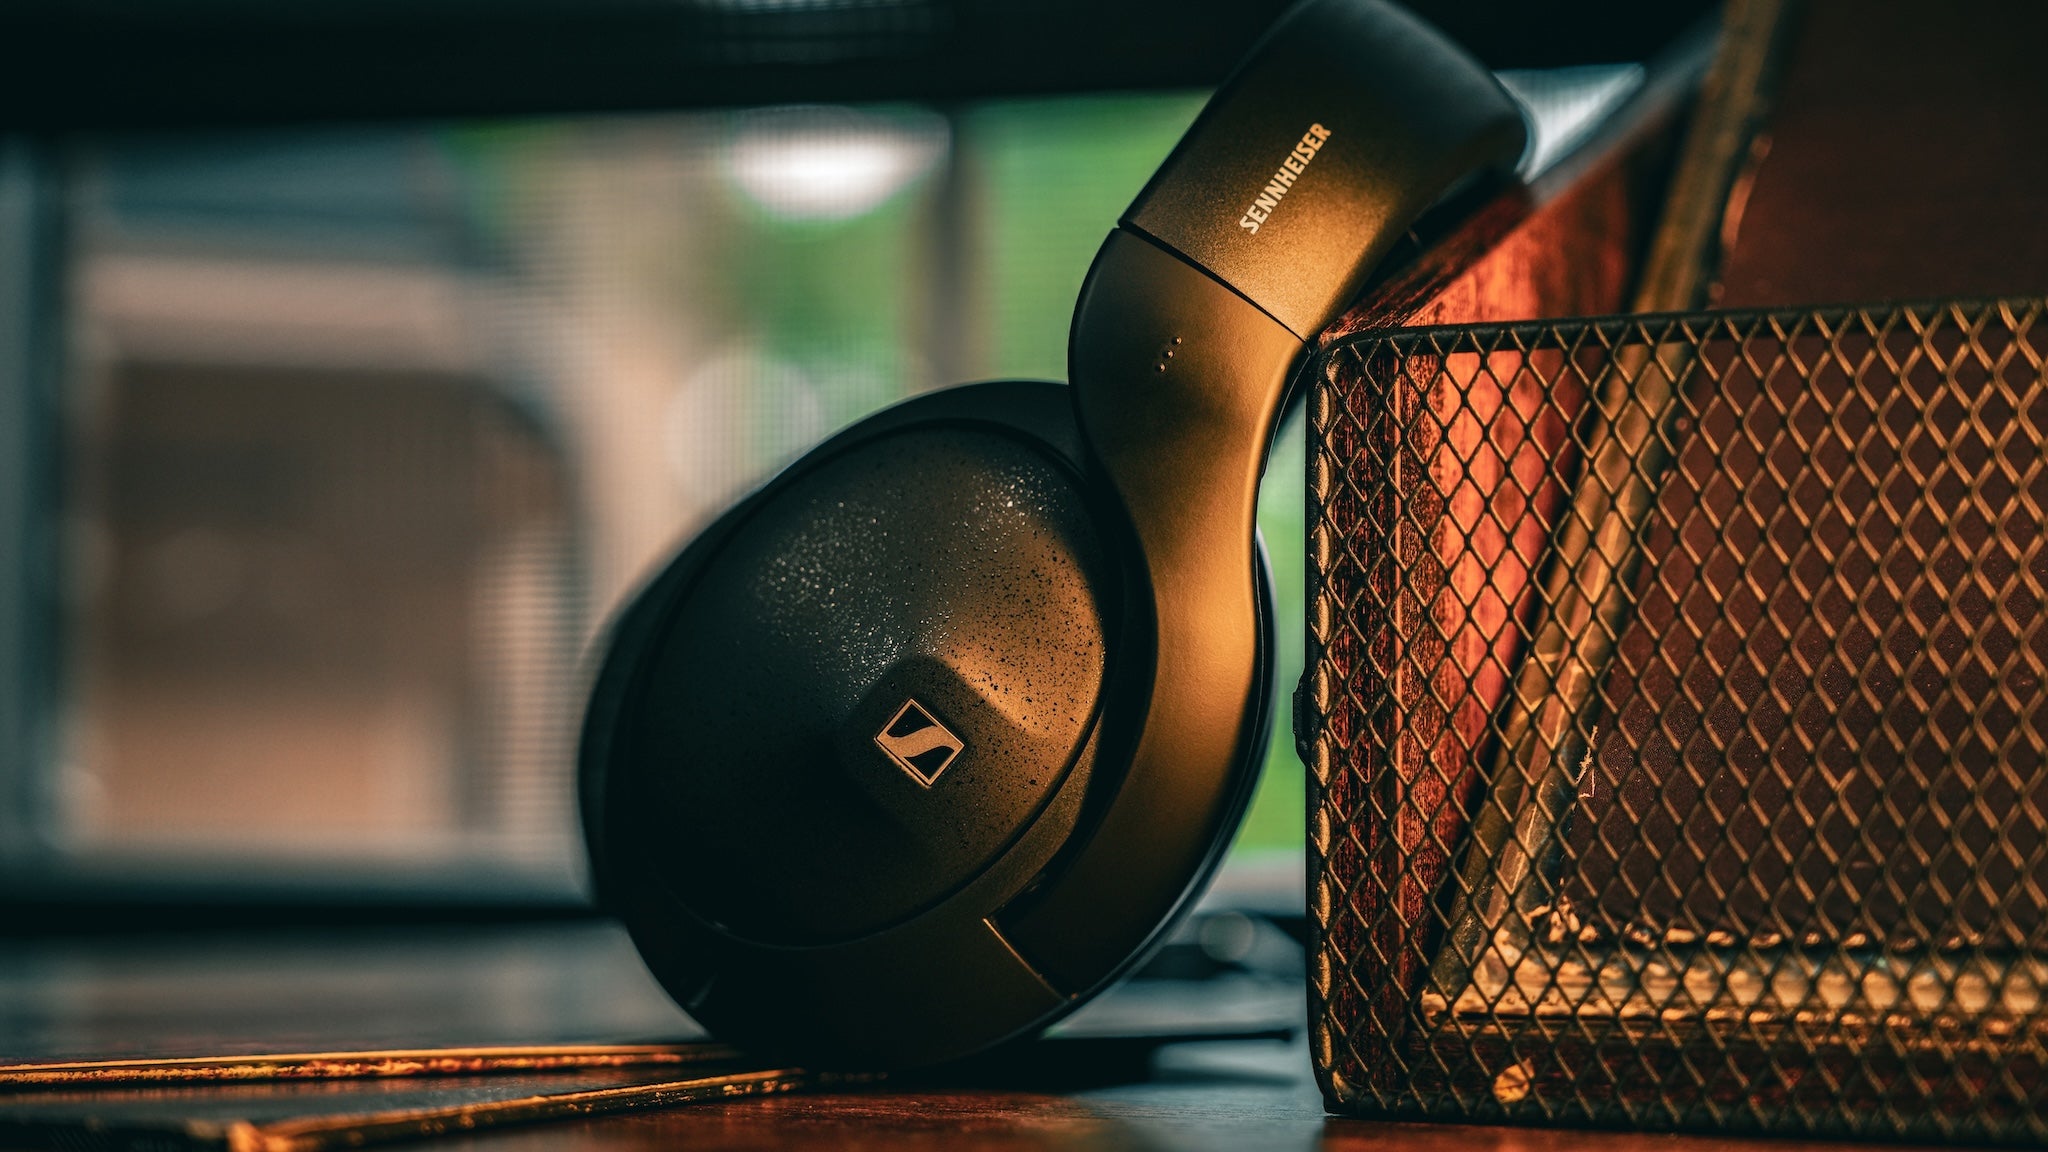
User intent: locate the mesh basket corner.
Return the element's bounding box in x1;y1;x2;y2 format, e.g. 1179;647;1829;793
1307;297;2048;1143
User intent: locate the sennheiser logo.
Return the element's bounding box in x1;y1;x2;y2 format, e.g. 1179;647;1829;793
875;699;964;786
1238;123;1332;234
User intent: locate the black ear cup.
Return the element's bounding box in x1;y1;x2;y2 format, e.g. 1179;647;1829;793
581;0;1526;1070
624;420;1115;948
585;381;1244;1068
601;389;1120;951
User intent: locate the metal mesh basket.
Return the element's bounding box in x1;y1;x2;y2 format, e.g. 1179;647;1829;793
1304;298;2048;1142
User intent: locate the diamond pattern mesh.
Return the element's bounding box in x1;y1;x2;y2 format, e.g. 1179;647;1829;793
1305;298;2048;1142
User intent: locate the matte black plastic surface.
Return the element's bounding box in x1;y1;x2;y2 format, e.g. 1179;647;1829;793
1124;0;1525;338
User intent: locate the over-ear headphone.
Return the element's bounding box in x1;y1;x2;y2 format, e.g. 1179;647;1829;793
580;0;1525;1070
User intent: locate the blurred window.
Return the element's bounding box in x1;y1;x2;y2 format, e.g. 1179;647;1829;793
17;94;1323;901
4;65;1638;903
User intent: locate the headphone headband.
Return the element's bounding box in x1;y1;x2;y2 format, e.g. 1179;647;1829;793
1011;0;1525;999
1122;0;1525;339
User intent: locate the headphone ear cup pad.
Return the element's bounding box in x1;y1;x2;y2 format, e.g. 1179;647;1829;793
585;381;1157;1068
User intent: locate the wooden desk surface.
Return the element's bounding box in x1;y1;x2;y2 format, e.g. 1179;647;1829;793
0;922;1931;1151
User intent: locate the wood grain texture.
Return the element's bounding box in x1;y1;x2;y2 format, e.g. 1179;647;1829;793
1712;0;2048;307
0;1066;829;1152
0;926;1938;1149
0;1044;739;1090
